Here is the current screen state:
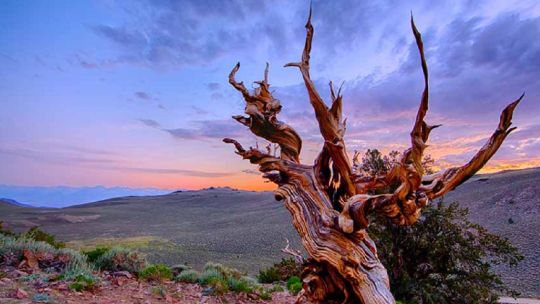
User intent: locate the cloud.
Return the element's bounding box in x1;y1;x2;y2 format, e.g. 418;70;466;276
89;0;273;69
210;92;224;100
135;91;152;100
138;118;161;128
71;53;99;69
164;119;245;141
93;25;147;48
0;145;233;178
241;169;260;175
0;146;117;166
191;106;209;115
107;166;234;177
207;82;220;91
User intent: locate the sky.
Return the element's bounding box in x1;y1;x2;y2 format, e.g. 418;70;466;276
0;0;539;191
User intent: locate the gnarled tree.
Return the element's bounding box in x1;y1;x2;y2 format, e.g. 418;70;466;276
224;9;522;304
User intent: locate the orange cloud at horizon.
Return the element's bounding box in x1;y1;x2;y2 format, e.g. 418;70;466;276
132;160;540;193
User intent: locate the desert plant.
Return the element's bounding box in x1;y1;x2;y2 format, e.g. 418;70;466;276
275;258;302;280
23;227;65;249
198;268;229;295
0;233;98;292
175;269;200;283
83;247;110;264
0;234;91;274
203;262;243;279
198;263;257;295
93;247;146;273
287;276;302;295
258;265;281;283
258;258;302;283
358;149;523;303
198;267;225;286
227;275;261;293
67;273;98;292
370;200;523;303
269;283;285;292
259;288;272;300
139;264;173;282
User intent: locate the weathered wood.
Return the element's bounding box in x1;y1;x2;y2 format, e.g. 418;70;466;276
224;9;521;304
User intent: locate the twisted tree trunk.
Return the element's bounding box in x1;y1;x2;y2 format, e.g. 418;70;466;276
224;8;522;303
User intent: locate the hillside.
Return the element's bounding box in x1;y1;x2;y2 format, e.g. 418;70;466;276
1;168;539;297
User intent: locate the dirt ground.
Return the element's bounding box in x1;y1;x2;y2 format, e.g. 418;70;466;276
0;266;296;304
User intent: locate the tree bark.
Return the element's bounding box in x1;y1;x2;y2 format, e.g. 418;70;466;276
224;8;521;304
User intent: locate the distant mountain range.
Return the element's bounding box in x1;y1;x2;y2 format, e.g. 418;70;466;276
0;185;174;208
0;197;34;208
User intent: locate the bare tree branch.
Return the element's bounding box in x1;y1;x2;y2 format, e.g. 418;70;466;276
420;94;523;199
281;238;305;264
228;63;302;163
285;8;355;199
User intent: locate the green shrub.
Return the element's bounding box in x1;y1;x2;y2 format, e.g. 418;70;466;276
274;258;302;280
359;148;523;303
0;234;91;275
0;232;99;292
203;262;243;280
211;279;229;295
260;289;272;300
198;265;236;295
369;200;524;304
258;266;281;283
139;264;173;282
198;268;225;286
195;262;281;297
227;276;258;293
258;257;302;283
287;276;302;295
175;269;200;283
23;227;65;249
94;247;146;273
67;273;98;291
83;247;110;264
268;283;285;292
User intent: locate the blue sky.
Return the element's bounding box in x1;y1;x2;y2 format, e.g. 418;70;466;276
1;0;539;191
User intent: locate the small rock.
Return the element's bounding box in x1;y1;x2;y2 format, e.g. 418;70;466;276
112;271;133;279
15;288;28;299
114;277;128;286
12;269;28;277
201;287;213;296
